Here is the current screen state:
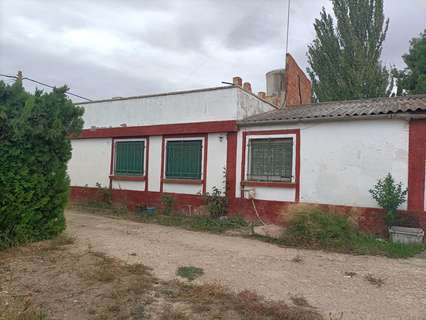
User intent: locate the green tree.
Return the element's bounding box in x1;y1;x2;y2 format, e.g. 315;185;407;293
307;0;391;102
0;79;83;247
398;30;426;95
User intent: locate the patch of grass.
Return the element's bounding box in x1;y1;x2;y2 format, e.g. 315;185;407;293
164;281;322;320
176;266;204;281
365;274;385;287
291;255;304;263
278;207;425;258
290;294;311;307
137;213;249;234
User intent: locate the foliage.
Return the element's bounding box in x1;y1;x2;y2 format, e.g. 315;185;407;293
176;266;204;281
160;194;175;215
369;173;408;226
395;30;426;95
137;213;248;234
307;0;391;102
203;186;228;219
278;207;423;258
95;182;112;206
0;80;83;248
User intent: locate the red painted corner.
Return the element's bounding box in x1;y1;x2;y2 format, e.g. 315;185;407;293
408;120;426;212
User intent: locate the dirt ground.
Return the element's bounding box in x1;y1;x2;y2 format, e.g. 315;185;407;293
64;209;426;320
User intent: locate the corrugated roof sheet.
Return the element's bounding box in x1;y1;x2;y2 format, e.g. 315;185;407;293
240;94;426;124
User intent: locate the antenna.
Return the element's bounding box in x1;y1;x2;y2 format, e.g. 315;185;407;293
285;0;291;57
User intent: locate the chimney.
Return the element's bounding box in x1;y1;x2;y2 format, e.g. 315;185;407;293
16;71;23;82
243;82;252;93
257;91;266;99
283;53;312;107
232;76;242;87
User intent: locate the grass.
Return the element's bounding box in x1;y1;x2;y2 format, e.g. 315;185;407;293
0;299;46;320
277;208;425;259
176;266;204;281
73;201;249;234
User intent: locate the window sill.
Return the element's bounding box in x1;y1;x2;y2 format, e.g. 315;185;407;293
241;180;296;188
110;175;146;182
162;178;203;185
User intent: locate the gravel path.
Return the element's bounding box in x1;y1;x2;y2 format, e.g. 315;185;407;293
66;210;426;320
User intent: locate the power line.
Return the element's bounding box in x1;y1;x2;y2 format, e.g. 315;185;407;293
0;73;92;102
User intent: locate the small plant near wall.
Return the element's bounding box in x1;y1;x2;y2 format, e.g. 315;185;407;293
160;194;175;215
95;182;112;206
369;173;408;227
203;186;228;219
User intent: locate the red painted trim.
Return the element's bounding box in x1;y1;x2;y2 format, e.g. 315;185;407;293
240;129;301;202
160;136;165;193
408;120;426;212
145;137;150;192
110;175;146;182
109;138;115;189
162;179;203;185
203;135;208;194
226;132;237;199
241;181;296;188
73;120;238;139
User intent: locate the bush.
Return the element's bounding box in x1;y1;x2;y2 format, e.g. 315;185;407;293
0;80;83;248
203;186;228;219
160;194;175;215
369;173;408;226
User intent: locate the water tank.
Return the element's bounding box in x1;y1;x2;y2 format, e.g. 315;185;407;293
266;69;285;97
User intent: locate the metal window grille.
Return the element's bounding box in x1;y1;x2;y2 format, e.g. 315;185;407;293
115;141;144;176
247;138;293;182
166;140;202;179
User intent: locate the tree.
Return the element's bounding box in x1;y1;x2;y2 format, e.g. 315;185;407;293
307;0;391;102
0;79;83;247
397;30;426;95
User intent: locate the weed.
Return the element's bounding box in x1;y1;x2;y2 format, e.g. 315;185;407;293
0;298;46;320
365;274;385;287
279;207;424;258
291;255;304;263
161;194;176;215
176;266;204;281
290;294;311;307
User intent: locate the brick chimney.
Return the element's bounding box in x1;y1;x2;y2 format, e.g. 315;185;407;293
283;53;312;107
232;76;242;87
243;82;252;93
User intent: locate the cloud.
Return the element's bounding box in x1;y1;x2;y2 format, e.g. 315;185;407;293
0;0;424;101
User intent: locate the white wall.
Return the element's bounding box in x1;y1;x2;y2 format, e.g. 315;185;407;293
148;136;162;192
79;88;238;129
237;90;275;119
69;139;112;188
237;119;410;209
206;133;228;193
112;180;145;191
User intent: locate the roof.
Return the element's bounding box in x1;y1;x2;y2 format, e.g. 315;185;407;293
240;94;426;125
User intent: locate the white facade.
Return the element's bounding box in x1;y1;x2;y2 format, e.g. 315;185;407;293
237;119;409;209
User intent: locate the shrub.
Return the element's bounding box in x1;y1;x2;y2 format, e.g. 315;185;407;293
369;173;408;226
281;207;357;248
203;186;228;219
160;194;175;215
0;80;83;248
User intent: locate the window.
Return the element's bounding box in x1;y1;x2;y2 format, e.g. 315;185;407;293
114;141;145;176
247;138;293;182
165;140;202;180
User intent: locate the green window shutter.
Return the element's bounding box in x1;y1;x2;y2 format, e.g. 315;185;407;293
115;141;144;176
166;140;202;179
248;138;293;182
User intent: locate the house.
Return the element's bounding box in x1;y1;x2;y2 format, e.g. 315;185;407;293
69;55;426;233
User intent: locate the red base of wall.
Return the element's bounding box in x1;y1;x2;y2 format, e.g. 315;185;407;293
70;186;425;236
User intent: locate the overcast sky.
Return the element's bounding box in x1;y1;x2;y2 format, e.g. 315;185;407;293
1;0;425;102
